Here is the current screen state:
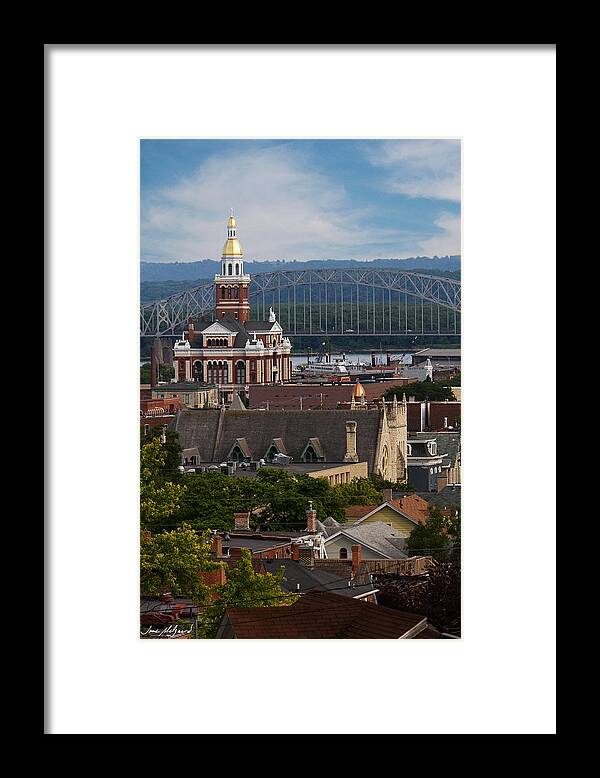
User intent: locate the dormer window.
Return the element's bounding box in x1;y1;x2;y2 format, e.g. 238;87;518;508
301;439;325;463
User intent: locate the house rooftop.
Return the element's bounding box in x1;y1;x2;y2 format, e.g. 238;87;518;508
326;521;409;559
261;558;378;599
219;590;431;639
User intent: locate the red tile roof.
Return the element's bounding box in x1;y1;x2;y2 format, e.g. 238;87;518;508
223;591;428;639
389;495;430;525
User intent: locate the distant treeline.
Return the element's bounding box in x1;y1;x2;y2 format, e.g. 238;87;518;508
140;255;461;285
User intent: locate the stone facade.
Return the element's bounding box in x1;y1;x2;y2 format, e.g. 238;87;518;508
171;396;408;483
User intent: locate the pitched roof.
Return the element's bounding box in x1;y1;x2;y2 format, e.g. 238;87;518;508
173;408;382;469
261;558;377;599
416;486;461;511
389;495;430;525
325;521;409;559
222;591;428;639
343;495;429;526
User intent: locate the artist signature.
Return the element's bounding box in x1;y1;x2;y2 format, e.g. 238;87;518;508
140;623;193;638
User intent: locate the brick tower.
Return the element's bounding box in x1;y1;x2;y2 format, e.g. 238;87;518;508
215;210;251;323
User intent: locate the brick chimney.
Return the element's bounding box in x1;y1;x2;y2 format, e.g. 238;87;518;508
233;512;250;531
305;501;317;533
383;488;393;502
188;317;195;332
292;544;300;561
211;534;223;558
298;545;315;569
343;420;359;463
351;544;362;575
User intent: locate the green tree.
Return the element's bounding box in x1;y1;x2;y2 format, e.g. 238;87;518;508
201;548;297;638
140;523;218;604
140;437;186;529
405;507;460;561
385;380;455;402
140;362;175;384
140;426;183;480
174;471;254;531
332;477;382;508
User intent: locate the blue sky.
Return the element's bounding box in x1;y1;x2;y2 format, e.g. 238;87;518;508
141;139;461;263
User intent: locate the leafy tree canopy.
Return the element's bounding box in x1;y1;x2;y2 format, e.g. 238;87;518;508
140;363;174;384
140;437;186;529
201;548;297;638
140;523;217;604
405;507;461;562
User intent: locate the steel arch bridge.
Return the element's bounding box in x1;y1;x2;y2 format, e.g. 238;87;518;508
140;268;461;338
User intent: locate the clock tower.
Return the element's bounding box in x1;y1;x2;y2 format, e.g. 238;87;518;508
215;210;251;323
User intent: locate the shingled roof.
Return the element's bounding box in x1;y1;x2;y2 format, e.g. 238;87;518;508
172;408;383;470
217;591;429;638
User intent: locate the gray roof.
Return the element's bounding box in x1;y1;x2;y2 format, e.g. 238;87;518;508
327;521;409;559
245;320;278;331
416;486;461;510
261;558;377;599
413;431;460;467
321;516;341;537
172;408;382;470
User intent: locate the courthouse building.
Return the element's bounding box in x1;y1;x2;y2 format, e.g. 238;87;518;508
172;213;292;402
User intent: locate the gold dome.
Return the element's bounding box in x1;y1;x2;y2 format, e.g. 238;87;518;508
222;237;243;257
353;381;366;398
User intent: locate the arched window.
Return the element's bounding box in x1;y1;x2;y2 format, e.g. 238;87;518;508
228;264;233;275
235;263;239;275
227;287;232;299
229;445;245;462
265;444;278;462
236;360;246;384
381;445;389;475
339;548;348;560
233;287;238;299
221;285;226;299
193;361;203;382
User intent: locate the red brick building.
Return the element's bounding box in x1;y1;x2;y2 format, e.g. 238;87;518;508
172;213;292;399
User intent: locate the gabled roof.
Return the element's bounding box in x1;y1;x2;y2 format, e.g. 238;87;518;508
344;500;424;527
324;521;409;559
220;591;429;639
267;437;287;455
302;437;325;460
229;437;252;459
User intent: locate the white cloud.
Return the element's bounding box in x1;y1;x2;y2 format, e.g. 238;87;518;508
142;145;400;262
367;139;461;202
417;212;461;257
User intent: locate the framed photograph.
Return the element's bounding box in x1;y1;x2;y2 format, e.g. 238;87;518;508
46;44;556;735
